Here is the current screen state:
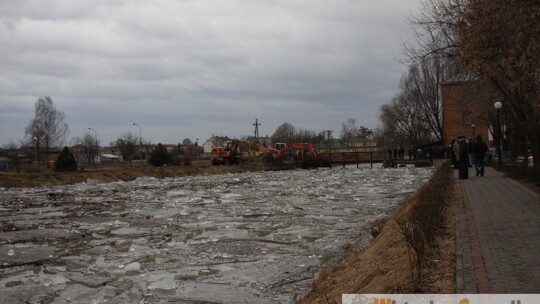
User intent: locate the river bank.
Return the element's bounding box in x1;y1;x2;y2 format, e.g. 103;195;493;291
0;165;434;303
297;163;457;303
0;160;268;188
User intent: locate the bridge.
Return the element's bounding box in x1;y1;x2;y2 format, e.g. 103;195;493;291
318;151;433;168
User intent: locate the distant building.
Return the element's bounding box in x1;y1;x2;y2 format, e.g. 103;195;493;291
0;156;9;172
441;79;492;145
202;136;232;154
99;153;122;163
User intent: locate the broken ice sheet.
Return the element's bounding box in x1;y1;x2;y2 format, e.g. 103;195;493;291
145;271;176;290
0;166;433;303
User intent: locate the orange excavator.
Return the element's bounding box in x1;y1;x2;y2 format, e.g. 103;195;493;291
211;140;262;165
210;140;239;165
253;142;281;163
277;143;320;168
211;140;321;168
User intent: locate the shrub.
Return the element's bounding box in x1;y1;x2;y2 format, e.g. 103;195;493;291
170;155;183;166
148;143;172;166
54;146;78;171
395;162;453;290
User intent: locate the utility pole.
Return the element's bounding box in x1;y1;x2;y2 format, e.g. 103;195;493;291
88;128;98;169
133;123;143;160
325;130;333;168
253;118;261;140
325;130;333;140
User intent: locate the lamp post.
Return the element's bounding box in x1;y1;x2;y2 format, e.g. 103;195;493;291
34;136;38;169
494;102;503;167
195;138;199;160
88;128;98;168
133;123;142;159
389;137;394;159
471;123;476;139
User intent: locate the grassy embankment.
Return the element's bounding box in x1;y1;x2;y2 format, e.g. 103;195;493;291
298;163;457;303
0;159;269;188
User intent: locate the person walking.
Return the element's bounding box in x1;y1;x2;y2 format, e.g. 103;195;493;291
468;138;475;168
454;136;469;179
473;134;488;176
449;139;458;169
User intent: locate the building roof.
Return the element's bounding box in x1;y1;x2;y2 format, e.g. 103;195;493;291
315;139;352;150
442;74;477;85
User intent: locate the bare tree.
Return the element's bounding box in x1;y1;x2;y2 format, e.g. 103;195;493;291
378;58;447;147
456;0;540;171
270;123;323;145
2;140;21;172
357;126;373;140
402;0;467;62
405;57;457;143
25;96;69;168
380;94;434;147
340;118;359;141
405;0;540;171
116;132;138;167
271;123;297;144
72;132;100;167
340;118;372;141
295;128;320;143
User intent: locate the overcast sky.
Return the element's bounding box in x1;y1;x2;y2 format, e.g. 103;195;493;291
1;0;421;147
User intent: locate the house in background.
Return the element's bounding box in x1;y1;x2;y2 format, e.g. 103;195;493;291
99;152;122;164
202;136;232;155
0;155;8;172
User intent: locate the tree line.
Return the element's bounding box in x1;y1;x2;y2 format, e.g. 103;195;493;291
4;95;377;170
380;0;539;172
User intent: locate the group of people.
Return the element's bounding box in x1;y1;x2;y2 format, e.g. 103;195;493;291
452;134;488;179
388;147;432;160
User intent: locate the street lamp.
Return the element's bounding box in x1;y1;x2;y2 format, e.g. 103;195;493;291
195;138;199;160
471;123;476;139
88;128;98;168
34;136;38;168
133;123;142;159
494;102;503;167
132;123;142;146
326;130;333;167
389;137;394;159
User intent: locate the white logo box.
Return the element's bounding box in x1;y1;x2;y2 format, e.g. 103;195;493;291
343;294;540;304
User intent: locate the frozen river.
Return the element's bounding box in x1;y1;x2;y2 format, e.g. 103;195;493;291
0;166;433;303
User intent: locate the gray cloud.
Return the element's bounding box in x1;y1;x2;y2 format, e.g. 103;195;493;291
0;0;419;146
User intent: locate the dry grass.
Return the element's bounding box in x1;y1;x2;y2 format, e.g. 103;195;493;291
297;165;456;303
420;191;457;293
296;193;418;304
0;160;268;188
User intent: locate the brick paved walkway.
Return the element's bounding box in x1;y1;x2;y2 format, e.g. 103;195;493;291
455;167;540;293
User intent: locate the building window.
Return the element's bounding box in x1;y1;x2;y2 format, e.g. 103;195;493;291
462;84;475;105
463;111;473;126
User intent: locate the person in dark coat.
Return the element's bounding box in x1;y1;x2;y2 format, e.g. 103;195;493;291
449;139;458;169
473;134;488;176
454;136;469;179
468;138;475;167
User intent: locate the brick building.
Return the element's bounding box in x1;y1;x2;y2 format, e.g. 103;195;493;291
441;79;493;145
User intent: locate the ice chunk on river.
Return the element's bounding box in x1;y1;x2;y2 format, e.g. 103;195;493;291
146;271;176;290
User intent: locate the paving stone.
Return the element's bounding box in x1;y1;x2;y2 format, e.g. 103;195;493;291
456;167;540;293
